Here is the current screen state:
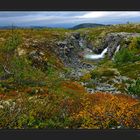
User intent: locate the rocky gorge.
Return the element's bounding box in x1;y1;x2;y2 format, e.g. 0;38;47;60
51;31;140;94
1;29;138;95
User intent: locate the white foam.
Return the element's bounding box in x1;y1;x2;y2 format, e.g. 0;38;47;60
114;45;120;55
112;45;120;60
84;47;108;60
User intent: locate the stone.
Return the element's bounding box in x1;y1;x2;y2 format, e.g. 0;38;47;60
86;88;95;94
93;32;140;59
17;48;26;56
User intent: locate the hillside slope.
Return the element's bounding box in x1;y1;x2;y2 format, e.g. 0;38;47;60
0;24;140;129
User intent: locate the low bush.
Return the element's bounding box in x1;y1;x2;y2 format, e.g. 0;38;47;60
91;67;118;80
80;73;91;82
71;93;140;129
127;79;140;96
0;92;140;129
1;33;21;53
114;48;135;65
129;37;140;51
11;56;46;86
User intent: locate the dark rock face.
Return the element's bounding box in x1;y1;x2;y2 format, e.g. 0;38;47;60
55;32;140;74
29;32;140;72
101;33;122;58
94;32;140;58
56;32;93;70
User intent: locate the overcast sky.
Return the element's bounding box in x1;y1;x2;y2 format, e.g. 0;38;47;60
0;11;140;27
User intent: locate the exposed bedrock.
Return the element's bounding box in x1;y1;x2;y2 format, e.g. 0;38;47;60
94;32;140;58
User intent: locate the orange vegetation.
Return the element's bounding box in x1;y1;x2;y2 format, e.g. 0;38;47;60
71;92;140;128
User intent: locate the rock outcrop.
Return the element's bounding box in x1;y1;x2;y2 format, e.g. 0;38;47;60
57;32;93;70
93;32;140;58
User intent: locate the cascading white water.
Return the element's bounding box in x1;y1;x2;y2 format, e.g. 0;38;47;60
112;45;120;60
114;45;120;55
84;47;108;60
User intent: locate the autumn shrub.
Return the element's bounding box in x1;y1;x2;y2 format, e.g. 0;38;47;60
0;92;140;129
0;81;85;128
0;93;76;128
60;81;86;98
71;93;140;129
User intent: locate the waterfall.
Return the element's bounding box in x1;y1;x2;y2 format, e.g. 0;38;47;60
112;45;120;60
84;47;108;60
101;47;108;56
114;45;120;55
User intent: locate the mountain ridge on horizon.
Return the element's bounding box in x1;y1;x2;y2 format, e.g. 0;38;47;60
71;23;108;29
0;22;136;29
0;23;108;29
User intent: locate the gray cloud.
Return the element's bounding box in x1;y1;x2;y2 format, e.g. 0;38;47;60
0;11;140;27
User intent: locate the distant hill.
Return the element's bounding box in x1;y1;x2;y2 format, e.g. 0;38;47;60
71;23;107;30
0;26;48;29
0;26;19;29
0;24;109;30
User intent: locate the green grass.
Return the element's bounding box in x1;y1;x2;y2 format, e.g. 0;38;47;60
127;78;140;96
117;61;140;79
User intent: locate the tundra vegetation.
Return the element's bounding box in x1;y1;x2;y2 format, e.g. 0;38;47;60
0;24;140;129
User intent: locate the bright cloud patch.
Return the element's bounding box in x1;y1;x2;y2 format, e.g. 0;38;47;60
0;11;140;27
